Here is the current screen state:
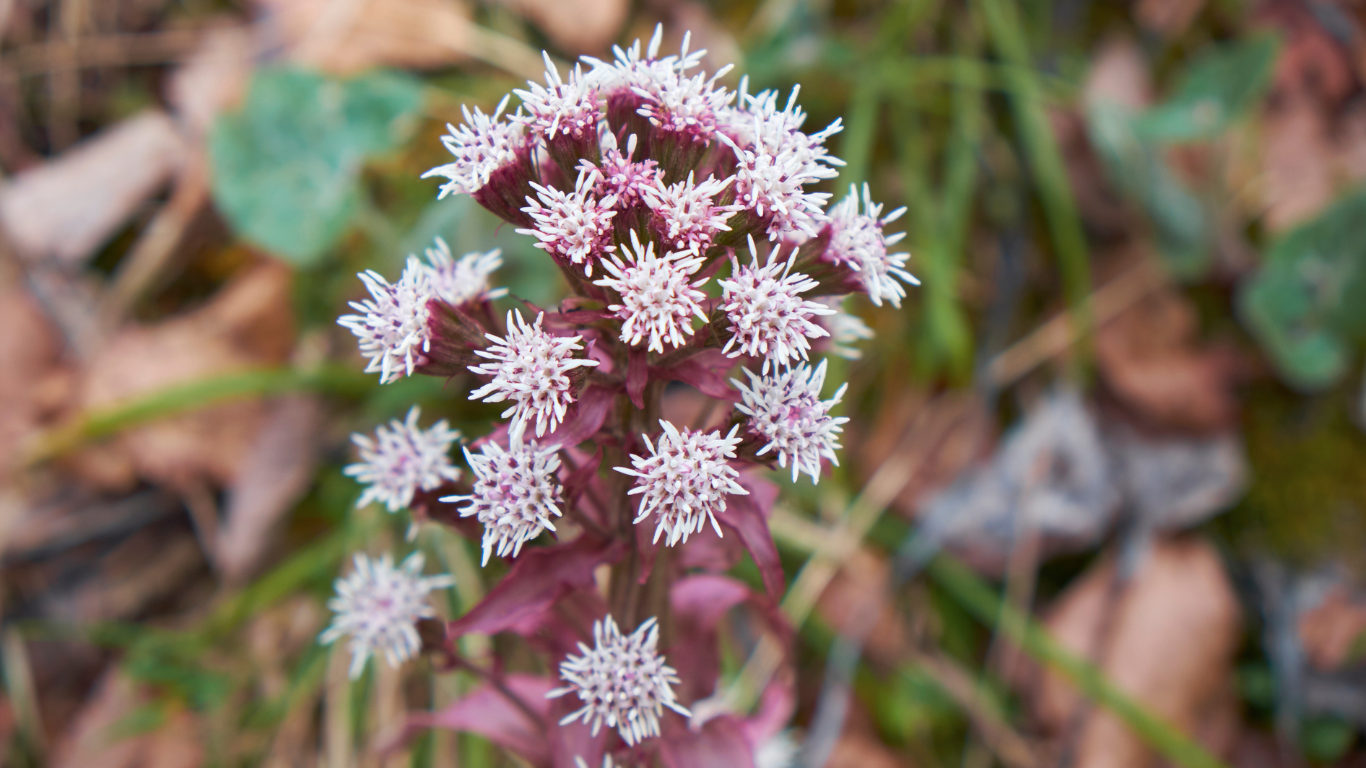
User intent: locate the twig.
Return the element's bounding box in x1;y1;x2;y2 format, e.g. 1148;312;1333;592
3;29;203;76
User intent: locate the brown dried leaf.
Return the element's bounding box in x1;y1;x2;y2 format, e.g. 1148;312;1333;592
166;25;254;138
815;550;910;665
1027;538;1241;768
1083;38;1152;112
256;0;474;73
1095;282;1240;432
498;0;627;54
1260;93;1335;232
1135;0;1205;39
77;261;294;488
1298;586;1366;671
0;285;68;474
0;111;187;267
217;395;324;582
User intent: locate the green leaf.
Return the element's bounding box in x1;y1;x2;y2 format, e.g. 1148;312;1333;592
1133;35;1281;143
1087;101;1211;279
1239;185;1366;390
209;67;423;266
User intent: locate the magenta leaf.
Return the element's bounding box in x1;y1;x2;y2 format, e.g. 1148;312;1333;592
407;674;552;766
650;348;738;401
447;536;625;640
659;715;755;768
545;385;615;448
737;671;796;749
718;474;784;600
547;694;611;768
670;574;754;702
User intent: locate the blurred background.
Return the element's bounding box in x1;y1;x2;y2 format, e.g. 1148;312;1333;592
2;0;1366;766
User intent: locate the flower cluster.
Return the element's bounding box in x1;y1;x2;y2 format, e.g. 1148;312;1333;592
327;24;920;764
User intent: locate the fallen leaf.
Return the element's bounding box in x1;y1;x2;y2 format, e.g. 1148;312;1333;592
815;550;910;666
0;111;187;267
166;25;254;138
1084;38;1152;112
1260;93;1334;232
1027;538;1241;768
1298;585;1366;671
1136;0;1205;38
497;0;627;54
217;395;324;582
255;0;473;73
0;285;68;474
1108;426;1247;531
1095;282;1240;432
77;261;294;488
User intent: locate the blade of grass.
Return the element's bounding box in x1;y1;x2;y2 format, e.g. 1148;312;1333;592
976;0;1094;352
927;554;1231;768
21;364;372;467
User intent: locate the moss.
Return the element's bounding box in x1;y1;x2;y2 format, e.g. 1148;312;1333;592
1214;382;1366;569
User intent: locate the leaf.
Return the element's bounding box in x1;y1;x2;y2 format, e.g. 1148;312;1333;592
659;715;756;768
407;674;552;766
1133;35;1281;143
1238;185;1366;390
208;67;422;265
1086;102;1211;279
446;536;624;640
670;574;754;702
719;474;784;600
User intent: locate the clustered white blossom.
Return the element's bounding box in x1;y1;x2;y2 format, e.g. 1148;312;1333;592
549;616;690;746
595;231;708;353
339;238;510;383
734;361;850;484
720;238;834;372
469;309;599;437
825;183;918;307
320;552;454;678
442;428;564;566
423;95;529;199
618;420;748;546
345;407;463;512
333;25;926;750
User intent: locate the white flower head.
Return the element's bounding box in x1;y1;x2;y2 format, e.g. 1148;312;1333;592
815;296;875;360
617;420;748;546
595;230;708;353
720;237;835;373
583;25;707;100
582;133;660;208
517;173;618;276
345;407;463;512
319;552;454;678
734;361;850;484
634;61;734;144
442;428;563;566
514;52;601;142
826;183;919;307
641;172;735;256
718;83;843;241
549;615;690;746
423;95;529;199
469;309;600;437
422;237;508;306
337;263;435;384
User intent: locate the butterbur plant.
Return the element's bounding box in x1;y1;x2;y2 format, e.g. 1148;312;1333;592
328;26;917;767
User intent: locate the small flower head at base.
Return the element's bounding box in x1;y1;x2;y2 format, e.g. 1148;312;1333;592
734;361;850;484
319;552;454;679
338;262;434;384
617;421;747;546
468;309;600;437
824;183;919;308
549;615;690;746
345;407;463;512
423;237;508;306
720;236;834;373
442;429;563;566
595;230;708;353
